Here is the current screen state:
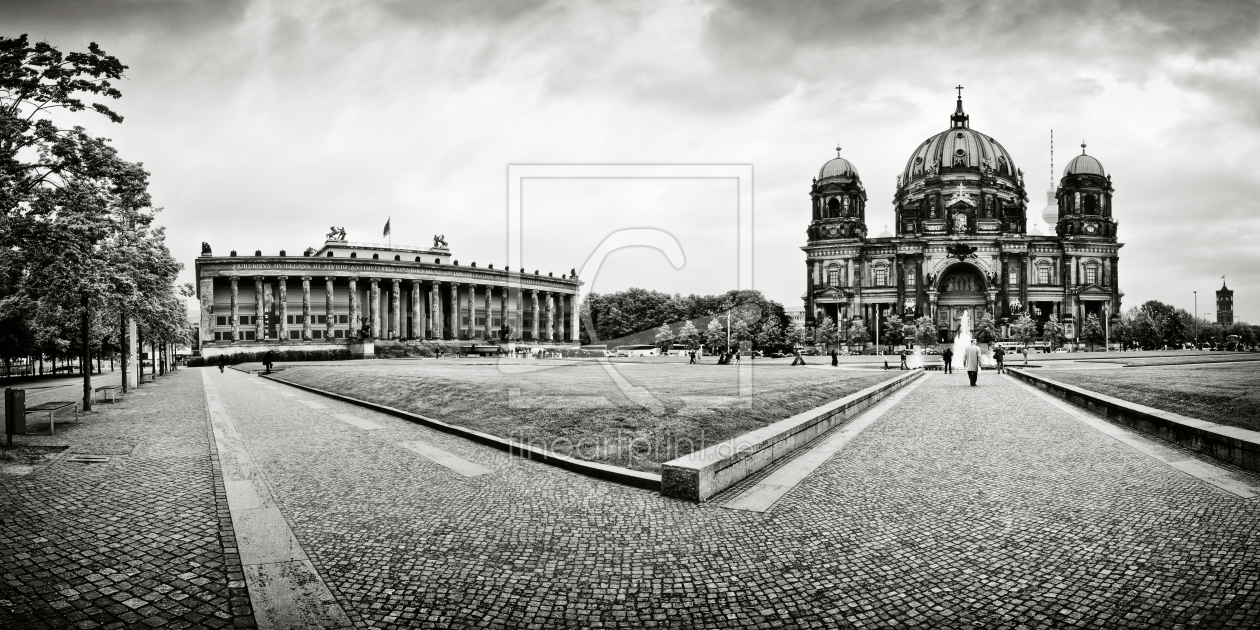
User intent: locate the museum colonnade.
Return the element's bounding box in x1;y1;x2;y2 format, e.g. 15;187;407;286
200;274;577;345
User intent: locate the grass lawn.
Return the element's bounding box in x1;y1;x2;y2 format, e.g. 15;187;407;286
270;359;898;473
1044;362;1260;432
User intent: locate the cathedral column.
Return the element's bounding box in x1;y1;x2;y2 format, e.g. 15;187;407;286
411;280;422;340
254;277;265;341
277;277;289;341
369;278;380;339
894;254;905;316
531;290;540;340
325;277;336;340
449;282;460;339
229;276;239;342
390;279;401;340
301;277;312;341
200;278;215;347
1018;254;1029;311
347;277;358;339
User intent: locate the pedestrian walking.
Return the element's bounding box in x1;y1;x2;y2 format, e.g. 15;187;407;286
993;346;1005;374
791;348;806;366
216;355;226;373
963;339;981;386
942;346;953;374
263;350;274;375
899;349;908;370
831;348;838;367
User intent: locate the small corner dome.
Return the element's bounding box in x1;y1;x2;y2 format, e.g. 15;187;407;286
1029;223;1045;236
877;226;893;238
818;146;860;180
1064;144;1105;177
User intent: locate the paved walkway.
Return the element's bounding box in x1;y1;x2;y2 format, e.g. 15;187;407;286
5;366;1257;628
1;369;254;629
199;366;1259;629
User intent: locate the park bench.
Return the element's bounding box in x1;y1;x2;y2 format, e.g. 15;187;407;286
139;372;155;383
24;401;77;435
94;385;122;403
466;345;503;357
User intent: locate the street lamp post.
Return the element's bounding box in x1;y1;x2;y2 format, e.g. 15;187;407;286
1194;291;1198;346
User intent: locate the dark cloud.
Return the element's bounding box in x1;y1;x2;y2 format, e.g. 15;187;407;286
0;0;249;34
375;0;552;26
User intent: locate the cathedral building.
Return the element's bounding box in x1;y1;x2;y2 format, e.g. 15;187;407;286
802;93;1123;343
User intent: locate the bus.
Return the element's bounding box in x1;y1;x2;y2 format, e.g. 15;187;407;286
614;344;659;357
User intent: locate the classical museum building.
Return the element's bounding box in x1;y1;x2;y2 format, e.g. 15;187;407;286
803;95;1123;343
195;235;581;357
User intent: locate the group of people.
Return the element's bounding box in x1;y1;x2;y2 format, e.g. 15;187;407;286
941;341;1006;386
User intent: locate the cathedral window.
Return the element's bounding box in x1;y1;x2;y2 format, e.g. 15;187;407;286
874;267;888;286
1084;265;1098;285
827;197;840;217
827;265;841;287
907;269;916;287
1037;264;1051;285
1008;266;1018;286
1083;194;1098;215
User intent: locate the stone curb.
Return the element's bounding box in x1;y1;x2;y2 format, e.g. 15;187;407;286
661;369;927;502
1007;367;1260;474
259;373;662;491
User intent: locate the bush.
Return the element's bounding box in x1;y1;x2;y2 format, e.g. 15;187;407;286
186;347;353;367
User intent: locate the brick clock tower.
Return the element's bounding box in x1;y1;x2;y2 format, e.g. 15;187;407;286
1216;279;1234;325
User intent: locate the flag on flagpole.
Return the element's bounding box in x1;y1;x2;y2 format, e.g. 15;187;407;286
383;217;391;238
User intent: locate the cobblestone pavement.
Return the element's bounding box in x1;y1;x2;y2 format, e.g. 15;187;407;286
1;369;255;629
207;366;1259;629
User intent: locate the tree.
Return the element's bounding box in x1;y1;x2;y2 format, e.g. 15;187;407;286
677;320;699;350
730;318;752;353
911;316;938;349
653;323;674;353
973;312;998;345
1042;314;1065;350
1010;314;1039;357
754;317;784;352
1080;313;1105;351
846;319;870;347
815;315;837;349
705;317;726;353
784;324;805;349
881;314;905;352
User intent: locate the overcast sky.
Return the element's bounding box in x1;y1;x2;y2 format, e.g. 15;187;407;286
4;0;1259;323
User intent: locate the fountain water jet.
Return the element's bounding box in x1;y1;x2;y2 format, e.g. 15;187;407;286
952;310;996;367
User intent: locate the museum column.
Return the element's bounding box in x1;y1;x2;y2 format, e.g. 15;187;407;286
449;283;460;339
429;282;439;339
254;276;265;341
484;285;493;340
229;276;240;342
347;277;358;338
499;286;509;340
301;277;312;341
542;292;552;341
411;280;422;340
570;292;579;342
557;294;565;341
530;290;540;340
369;278;381;339
468;286;476;340
391;279;401;340
199;277;214;347
276;277;289;341
325;277;336;340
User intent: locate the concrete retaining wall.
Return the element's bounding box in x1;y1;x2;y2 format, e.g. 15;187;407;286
660;369;925;502
1008;368;1260;474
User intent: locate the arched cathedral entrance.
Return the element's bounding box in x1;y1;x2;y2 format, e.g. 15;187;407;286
936;264;988;342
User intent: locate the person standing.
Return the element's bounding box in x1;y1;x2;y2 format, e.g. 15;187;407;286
831;348;838;367
963;339;982;386
993;346;1005;374
899;348;908;370
263;350;274;375
942;346;954;374
216;354;226;373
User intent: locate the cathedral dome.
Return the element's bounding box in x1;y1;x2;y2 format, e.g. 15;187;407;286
819;147;860;180
899;97;1019;187
1063;144;1105;177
